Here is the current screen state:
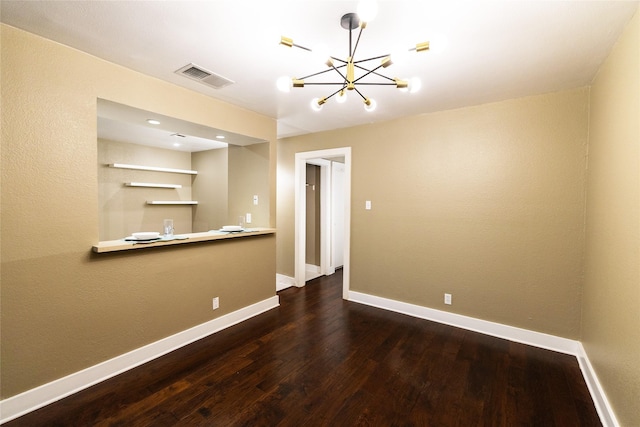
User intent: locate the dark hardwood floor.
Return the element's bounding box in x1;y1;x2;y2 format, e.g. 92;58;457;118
6;270;601;426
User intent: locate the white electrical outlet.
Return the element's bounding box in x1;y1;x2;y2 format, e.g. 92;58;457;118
213;297;219;310
245;213;252;224
253;195;259;205
444;293;452;305
365;200;372;210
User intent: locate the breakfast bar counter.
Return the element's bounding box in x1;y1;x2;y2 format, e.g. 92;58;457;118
92;228;276;253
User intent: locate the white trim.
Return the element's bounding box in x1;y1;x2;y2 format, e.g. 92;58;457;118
305;264;321;274
0;296;279;424
348;291;620;427
294;153;306;287
349;291;579;354
329;161;345;273
305;264;322;281
125;182;182;189
295;147;351;299
576;343;620;427
276;274;296;291
109;163;197;175
146;200;198;205
1;290;620;427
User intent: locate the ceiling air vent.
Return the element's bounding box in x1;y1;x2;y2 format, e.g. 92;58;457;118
175;63;235;89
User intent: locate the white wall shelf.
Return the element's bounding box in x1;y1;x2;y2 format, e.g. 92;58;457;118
146;201;198;205
125;182;182;189
109;163;198;175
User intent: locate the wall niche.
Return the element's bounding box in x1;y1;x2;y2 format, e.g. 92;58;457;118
97;99;269;241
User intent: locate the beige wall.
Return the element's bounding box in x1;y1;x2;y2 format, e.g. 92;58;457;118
0;24;276;398
192;147;228;232
98;139;196;240
227;143;270;227
278;88;589;339
305;164;321;265
583;10;639;427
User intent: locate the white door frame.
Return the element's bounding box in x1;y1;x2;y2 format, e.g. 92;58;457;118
306;158;334;278
295;147;351;299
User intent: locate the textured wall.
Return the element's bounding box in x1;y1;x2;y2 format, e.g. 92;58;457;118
305;164;321;265
278;88;589;339
227;143;271;228
98;139;195;240
1;24;276;398
192;147;229;232
583;9;640;427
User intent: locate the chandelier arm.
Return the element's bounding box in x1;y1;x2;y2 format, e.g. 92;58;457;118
353;64;396;82
298;63;347;81
352;86;368;101
352;54;390;64
292;43;312;52
351;63;385;84
330;66;348;84
298;67;338;81
325;86;348;101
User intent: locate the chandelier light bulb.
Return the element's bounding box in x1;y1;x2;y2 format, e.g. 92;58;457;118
357;0;378;23
312;43;331;66
408;77;422;93
390;46;410;67
311;98;324;111
363;98;377;112
399;77;421;93
336;90;348;104
276;76;292;93
428;34;449;54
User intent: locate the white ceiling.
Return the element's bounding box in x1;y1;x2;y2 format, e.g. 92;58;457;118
2;0;638;139
97;99;266;152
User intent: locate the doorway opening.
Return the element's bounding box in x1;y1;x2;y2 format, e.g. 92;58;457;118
295;147;351;300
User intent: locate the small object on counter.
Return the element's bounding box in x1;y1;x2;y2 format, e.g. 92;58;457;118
131;232;160;240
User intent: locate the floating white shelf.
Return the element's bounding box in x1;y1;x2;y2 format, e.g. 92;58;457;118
125;182;182;189
146;201;198;205
109;163;198;175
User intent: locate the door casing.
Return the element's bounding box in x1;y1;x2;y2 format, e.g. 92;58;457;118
295;147;351;299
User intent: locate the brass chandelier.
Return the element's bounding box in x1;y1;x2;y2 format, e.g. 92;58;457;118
277;1;429;112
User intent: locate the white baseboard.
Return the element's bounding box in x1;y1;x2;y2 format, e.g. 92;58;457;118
348;291;579;354
348;291;618;427
576;343;620;427
2;289;619;427
305;264;321;274
0;296;280;425
276;273;296;291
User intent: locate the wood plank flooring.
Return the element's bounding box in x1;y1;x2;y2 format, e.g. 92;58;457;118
6;270;601;426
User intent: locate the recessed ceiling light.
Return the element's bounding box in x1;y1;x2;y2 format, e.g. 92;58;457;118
216;135;225;139
173;143;181;147
146;119;161;125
